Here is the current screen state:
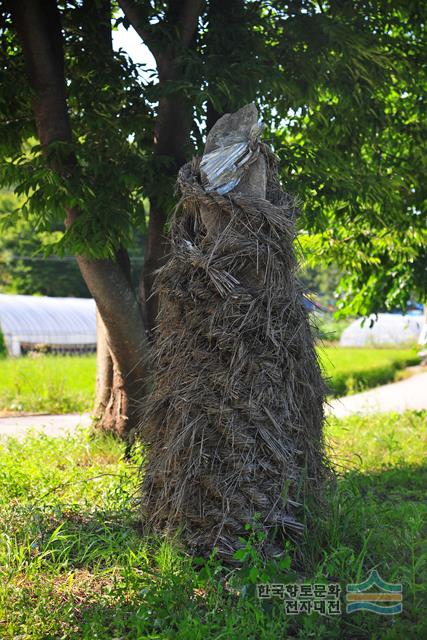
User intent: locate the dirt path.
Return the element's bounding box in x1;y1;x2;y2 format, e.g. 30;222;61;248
328;371;427;418
1;371;426;438
0;413;91;439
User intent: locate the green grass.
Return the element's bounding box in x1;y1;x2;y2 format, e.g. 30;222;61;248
0;411;426;639
0;355;95;413
319;346;419;396
0;346;420;414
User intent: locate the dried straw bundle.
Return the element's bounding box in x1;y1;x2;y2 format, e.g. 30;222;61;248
141;135;328;559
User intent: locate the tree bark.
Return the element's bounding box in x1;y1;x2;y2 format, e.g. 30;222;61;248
95;309;139;440
141;95;193;332
76;254;148;437
9;0;149;439
95;308;113;419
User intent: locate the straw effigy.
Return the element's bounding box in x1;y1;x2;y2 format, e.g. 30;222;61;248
140;104;329;559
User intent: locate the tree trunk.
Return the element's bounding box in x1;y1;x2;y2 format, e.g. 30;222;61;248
140;93;193;333
10;0;149;439
77;255;148;438
94;310;142;439
125;100;195;420
139;191;170;336
95;308;113;419
118;0;202;335
11;0;203;435
95;308;139;440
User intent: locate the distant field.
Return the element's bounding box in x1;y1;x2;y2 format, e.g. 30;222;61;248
0;346;420;414
319;346;420;396
0;355;96;414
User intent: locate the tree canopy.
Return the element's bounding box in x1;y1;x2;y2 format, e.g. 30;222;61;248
0;190;91;297
0;0;425;317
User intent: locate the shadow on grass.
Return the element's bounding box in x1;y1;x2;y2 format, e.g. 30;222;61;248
4;462;427;640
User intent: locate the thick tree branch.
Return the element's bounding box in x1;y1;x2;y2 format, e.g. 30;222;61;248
169;0;204;48
117;0;160;59
119;1;204;332
118;0;203;62
8;0;71;147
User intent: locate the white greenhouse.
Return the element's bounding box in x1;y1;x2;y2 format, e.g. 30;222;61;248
340;313;424;347
0;294;96;356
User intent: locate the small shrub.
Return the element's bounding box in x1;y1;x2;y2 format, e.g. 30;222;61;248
0;328;6;358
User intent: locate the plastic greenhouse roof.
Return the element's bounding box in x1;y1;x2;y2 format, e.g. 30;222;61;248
339;313;423;347
0;294;96;345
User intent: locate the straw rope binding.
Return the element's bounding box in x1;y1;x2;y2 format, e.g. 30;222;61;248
140;140;329;559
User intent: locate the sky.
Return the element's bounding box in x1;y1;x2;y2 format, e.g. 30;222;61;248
111;21;157;82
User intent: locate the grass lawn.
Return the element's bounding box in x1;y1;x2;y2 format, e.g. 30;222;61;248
0;355;96;414
0;410;426;639
0;346;420;414
319;346;420;397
